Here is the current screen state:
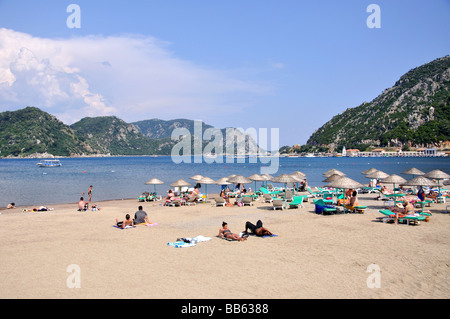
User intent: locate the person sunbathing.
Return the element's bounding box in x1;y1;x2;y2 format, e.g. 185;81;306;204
220;190;230;203
244;220;272;237
381;186;394;195
345;191;359;209
426;190;439;201
163;189;175;205
116;214;134;229
389;200;417;224
219;222;247;241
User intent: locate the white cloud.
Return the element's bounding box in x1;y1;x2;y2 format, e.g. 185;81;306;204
0;28;270;124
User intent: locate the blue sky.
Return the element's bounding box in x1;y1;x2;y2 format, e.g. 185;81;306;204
0;0;449;148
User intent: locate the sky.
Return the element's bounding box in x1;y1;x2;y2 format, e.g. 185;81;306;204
0;0;449;149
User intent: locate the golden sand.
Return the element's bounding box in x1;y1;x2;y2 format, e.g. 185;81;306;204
0;193;449;299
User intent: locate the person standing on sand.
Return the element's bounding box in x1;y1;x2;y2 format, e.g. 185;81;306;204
88;185;93;202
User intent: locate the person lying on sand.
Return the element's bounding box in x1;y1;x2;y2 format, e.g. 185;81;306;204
243;220;272;237
219;222;247;241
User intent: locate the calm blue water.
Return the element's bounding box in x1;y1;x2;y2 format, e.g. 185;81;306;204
0;156;449;207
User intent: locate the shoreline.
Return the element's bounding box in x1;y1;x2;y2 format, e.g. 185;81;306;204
1;192;449;299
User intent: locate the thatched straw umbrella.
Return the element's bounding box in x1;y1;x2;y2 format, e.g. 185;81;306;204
271;174;299;209
380;174;407;204
323;169;345;177
170;179;192;187
144;178;164;197
197;176;216;202
247;173;266;192
362;168;379;175
326;176;364;212
423;169;450;198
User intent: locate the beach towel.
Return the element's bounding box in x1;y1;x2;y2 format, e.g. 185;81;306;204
247;233;278;238
135;222;159;226
192;235;212;242
261;234;278;238
113;225;135;229
167;235;211;248
167;241;196;248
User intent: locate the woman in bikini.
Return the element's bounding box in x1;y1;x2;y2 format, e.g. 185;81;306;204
116;214;134;229
219;222;247;241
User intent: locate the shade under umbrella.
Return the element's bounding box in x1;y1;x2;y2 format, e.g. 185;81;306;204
323;169;345;177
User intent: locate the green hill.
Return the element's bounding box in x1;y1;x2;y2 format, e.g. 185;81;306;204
0;107;260;157
0;107;91;156
306;55;450;152
70;116;172;155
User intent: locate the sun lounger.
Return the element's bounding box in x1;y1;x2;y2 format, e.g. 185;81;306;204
307;187;322;198
242;196;253;206
185;197;197;206
259;187;283;196
313;199;337;214
215;197;226;207
263;194;274;203
272;199;285;210
288;195;307;209
378;209;427;225
322;192;334;205
167;200;182;207
344;205;367;214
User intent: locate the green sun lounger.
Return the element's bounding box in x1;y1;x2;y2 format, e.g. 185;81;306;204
259;187;283;196
307;187;322;198
313;199;337;214
379;209;426;225
288;195;307;208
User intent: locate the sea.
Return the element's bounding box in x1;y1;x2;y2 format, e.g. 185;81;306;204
0;156;449;207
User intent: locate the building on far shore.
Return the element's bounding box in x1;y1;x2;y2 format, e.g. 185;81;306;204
351;148;445;157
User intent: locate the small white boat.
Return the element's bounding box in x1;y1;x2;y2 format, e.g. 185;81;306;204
37;159;62;167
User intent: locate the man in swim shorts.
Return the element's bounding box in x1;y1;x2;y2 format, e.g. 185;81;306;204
244;220;273;236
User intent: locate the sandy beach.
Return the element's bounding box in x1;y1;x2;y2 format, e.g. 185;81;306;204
0;192;449;299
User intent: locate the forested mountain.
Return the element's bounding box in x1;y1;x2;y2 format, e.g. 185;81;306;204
306;55;450;152
0;107;260;157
